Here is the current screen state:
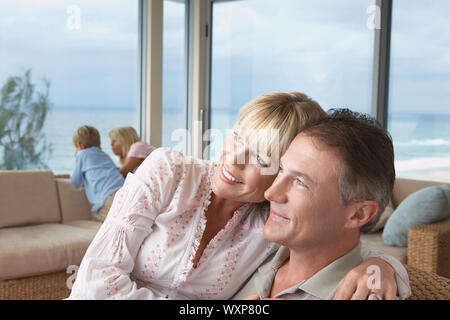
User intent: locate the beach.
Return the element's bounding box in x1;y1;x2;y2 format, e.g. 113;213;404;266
397;167;450;183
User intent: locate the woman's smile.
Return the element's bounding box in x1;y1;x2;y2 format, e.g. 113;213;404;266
220;165;244;185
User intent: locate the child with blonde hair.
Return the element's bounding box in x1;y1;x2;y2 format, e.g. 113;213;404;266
71;125;124;222
109;126;155;177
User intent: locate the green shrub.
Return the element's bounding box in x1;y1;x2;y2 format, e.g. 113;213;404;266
0;69;52;169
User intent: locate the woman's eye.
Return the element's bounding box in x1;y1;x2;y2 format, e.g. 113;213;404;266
279;167;284;174
256;155;268;168
233;131;240;141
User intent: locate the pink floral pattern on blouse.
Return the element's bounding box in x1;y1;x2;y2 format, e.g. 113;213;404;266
68;148;411;300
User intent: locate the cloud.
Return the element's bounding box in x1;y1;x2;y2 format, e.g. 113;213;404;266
0;0;139;108
1;0;448;114
210;0;375;112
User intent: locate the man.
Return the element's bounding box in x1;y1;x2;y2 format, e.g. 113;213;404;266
233;109;407;300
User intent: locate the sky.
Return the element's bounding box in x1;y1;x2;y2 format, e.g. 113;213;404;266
210;0;450;115
0;0;449;114
0;0;139;109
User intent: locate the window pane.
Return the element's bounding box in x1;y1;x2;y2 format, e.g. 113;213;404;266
388;0;450;182
162;0;188;150
209;0;375;160
0;0;140;174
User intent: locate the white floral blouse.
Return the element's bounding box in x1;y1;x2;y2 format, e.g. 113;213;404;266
68;148;411;300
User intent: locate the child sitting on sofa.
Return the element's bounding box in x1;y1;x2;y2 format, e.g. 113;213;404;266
71;125;124;222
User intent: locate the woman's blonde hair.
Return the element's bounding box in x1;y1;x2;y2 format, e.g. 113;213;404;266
236;92;326;158
72;125;101;149
109;126;140;165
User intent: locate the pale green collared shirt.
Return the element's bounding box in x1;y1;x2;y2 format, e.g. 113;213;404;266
232;242;363;300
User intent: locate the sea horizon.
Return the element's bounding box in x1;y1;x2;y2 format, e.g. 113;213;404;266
1;106;449;176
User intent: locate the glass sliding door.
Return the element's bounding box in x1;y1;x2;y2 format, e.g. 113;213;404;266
388;0;450;182
208;0;375;161
162;0;189;151
0;0;140;173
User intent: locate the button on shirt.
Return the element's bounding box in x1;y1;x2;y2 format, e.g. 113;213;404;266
232;243;363;300
70;147;124;212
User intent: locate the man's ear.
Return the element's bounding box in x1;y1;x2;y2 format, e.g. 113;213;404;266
344;200;379;229
77;143;85;150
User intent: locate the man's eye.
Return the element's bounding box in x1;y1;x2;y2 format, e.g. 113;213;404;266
256;155;268;168
296;178;306;187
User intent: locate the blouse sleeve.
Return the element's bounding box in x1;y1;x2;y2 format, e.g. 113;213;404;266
128;142;155;159
361;248;411;300
68;148;180;299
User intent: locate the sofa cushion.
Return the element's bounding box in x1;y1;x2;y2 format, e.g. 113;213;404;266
360;233;407;264
65;219;102;231
0;224;98;280
392;178;447;207
0;170;61;228
56;178;92;223
383;185;450;247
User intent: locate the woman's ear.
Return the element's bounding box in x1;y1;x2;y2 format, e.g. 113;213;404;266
344;201;379;229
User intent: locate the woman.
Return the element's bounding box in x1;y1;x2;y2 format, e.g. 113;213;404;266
109;126;155;177
69;92;410;300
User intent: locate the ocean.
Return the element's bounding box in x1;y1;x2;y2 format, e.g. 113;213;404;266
41;107;140;174
11;107;450;175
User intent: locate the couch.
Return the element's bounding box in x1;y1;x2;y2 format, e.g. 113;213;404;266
0;171;448;300
0;170;102;299
360;178;450;279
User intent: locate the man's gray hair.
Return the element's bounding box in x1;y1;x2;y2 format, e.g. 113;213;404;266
300;108;395;233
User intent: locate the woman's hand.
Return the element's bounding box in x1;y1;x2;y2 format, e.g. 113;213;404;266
333;257;398;300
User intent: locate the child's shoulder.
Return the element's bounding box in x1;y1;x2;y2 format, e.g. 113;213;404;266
77;146;108;160
77;146;97;155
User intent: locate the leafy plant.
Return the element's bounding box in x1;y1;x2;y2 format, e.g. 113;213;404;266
0;69;52;169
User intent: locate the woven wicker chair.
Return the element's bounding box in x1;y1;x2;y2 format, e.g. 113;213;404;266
0;271;70;300
392;178;450;278
405;265;450;300
1;266;449;300
407;219;450;279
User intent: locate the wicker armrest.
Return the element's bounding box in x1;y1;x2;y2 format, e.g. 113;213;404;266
407;218;450;278
0;271;70;300
405;264;450;300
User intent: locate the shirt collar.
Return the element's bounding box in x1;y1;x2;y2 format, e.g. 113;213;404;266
254;242;363;300
254;246;290;297
298;242;363;299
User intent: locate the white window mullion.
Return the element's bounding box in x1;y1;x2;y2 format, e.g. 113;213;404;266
141;0;163;147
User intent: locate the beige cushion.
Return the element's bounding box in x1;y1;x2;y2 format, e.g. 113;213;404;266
0;170;61;228
392;178;448;208
0;224;98;280
361;232;407;264
56;178;92;223
65;219;102;231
